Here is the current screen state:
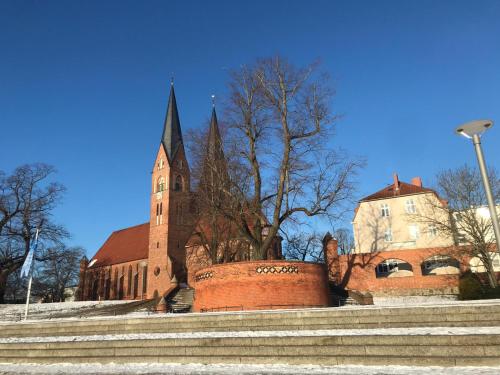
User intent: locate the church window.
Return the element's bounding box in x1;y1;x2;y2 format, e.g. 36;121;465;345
157;159;164;170
156;241;159;248
157;177;165;192
127;266;133;296
174;175;183;191
142;266;148;293
154;266;160;276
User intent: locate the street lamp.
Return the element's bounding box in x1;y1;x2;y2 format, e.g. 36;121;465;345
455;119;500;255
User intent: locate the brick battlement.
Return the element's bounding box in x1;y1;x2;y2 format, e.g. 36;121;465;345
193;260;330;312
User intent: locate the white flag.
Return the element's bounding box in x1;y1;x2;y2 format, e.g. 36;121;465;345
20;234;39;278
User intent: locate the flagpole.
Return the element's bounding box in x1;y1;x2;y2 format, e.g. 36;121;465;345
23;228;39;321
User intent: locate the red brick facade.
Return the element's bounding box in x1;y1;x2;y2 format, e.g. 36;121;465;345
324;236;468;296
193;260;330;312
78;258;148;301
146;144;193;299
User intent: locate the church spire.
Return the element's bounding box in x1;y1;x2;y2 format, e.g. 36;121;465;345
206;106;227;167
161;83;184;161
200;105;229;194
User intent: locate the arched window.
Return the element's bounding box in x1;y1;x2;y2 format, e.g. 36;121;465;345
157;158;164;170
421;255;460;276
113;268;118;299
127;265;133;296
142;265;148;294
174;175;183;191
375;259;413;278
157;177;165;192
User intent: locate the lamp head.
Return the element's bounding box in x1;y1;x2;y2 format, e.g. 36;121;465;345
455;119;493;139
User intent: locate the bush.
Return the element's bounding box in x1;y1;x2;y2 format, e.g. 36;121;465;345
459;271;500;300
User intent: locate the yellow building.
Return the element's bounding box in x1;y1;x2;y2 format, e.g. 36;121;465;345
352;174;453;254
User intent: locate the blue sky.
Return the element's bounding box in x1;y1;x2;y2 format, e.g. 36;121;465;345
1;0;499;257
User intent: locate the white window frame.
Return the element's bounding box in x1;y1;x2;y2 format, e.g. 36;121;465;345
381;203;390;217
384;228;393;242
405;199;417;214
409;224;420;240
428;224;438;238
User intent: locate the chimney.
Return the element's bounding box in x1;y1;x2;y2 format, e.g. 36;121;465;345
411;176;423;187
393;173;399;192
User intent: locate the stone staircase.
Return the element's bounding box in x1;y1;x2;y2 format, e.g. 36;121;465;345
1;301;500;367
167;287;194;313
330;293;360;306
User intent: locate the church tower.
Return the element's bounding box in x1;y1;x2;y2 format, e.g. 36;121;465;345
147;83;192;299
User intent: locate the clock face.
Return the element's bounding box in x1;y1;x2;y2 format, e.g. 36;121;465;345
156;192;162;200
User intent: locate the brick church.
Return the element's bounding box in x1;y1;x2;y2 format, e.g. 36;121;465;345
77;84;272;302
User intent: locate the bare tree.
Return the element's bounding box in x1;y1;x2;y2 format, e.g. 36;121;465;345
415;165;500;288
185;114;252;265
32;245;85;302
0;164;68;303
218;57;361;260
283;231;323;262
332;228;355;255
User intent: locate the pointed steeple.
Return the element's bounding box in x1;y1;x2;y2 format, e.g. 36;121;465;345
200;105;229;195
161;83;184;161
206;107;225;162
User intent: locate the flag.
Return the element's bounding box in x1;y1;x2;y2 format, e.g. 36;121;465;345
20;234;39;278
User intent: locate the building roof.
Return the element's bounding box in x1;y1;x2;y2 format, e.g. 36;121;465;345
161;84;184;161
360;181;436;202
89;222;150;268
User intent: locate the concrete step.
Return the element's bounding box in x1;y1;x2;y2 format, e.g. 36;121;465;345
167;287;194;313
0;333;499;366
2;303;500;338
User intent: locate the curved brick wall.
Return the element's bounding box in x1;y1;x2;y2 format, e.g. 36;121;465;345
193;260;330;312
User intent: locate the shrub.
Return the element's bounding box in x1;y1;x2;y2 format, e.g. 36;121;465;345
459;271;500;300
459;272;484;300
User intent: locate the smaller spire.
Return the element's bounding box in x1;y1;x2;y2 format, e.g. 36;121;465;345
199;105;229;198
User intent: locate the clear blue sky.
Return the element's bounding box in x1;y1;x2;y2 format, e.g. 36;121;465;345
1;0;499;258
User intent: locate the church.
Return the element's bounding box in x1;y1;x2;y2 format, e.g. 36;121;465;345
77;84;282;303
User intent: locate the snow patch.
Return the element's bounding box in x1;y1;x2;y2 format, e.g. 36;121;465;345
0;363;499;375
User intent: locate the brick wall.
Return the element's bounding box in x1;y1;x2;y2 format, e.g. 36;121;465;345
193;260;330;312
80;258;148;301
324;238;466;296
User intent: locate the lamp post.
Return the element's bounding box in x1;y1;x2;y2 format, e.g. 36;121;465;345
455;119;500;255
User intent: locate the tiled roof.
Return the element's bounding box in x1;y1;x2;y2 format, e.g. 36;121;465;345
360;181;436;202
89;222;150;268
